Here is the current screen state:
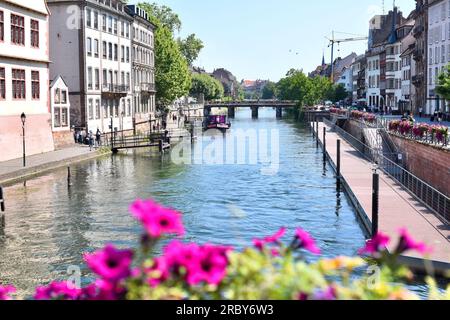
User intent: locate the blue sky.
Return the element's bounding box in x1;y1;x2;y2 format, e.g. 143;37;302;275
130;0;415;81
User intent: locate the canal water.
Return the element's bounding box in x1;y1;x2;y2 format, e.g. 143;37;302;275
0;108;430;297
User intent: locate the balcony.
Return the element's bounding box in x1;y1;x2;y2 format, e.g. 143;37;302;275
140;83;156;94
101;84;129;98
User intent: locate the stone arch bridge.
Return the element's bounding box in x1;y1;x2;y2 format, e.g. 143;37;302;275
204;100;298;118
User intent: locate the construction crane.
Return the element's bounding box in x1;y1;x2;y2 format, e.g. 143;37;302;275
326;31;368;81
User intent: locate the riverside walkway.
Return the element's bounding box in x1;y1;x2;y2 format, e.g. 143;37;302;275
314;122;450;273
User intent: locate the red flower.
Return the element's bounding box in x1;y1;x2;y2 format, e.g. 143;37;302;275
358;232;390;255
395;228;432;255
84;244;134;283
252;227;286;250
130;199;185;238
34;281;81;300
294;228;321;255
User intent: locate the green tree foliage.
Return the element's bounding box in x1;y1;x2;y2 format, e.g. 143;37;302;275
276;69;311;106
190;73;224;101
326;83;349;103
138;2;181;33
178;34;204;66
139;2;191;108
436;64;450;100
262;81;278;99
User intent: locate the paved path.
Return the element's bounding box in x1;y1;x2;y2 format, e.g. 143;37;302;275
315;122;450;270
0;146;101;184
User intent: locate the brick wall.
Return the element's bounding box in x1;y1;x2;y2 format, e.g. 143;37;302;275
53;130;75;150
389;135;450;197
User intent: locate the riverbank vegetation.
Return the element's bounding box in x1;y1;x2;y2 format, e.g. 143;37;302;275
1;199;448;300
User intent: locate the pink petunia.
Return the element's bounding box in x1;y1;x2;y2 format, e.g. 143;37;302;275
313;286;337;300
294;228;321;255
252;227;286;251
34;281;81;300
130;199;185;238
0;285;16;300
395;228;432;255
84;244;134;283
358;232;390;256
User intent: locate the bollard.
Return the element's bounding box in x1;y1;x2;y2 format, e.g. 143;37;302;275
323;127;327;163
316;120;319;148
372;170;380;237
336;139;341;189
159;139;163;153
0;186;5;212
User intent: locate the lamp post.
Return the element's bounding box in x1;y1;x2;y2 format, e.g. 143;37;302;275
21;113;26;167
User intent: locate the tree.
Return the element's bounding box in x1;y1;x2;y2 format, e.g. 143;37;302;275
190;73;224;101
139;3;191;108
138;2;181;33
436;64;450;100
276;69;310;105
305;76;332;105
326;83;349;103
178;34;204;66
153;25;191;107
262;82;278;99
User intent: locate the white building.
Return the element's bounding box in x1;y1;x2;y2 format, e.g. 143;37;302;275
47;0;134;134
126;5;156;131
50;75;73;148
336;66;353;94
366;51;381;109
0;0;55;162
385;41;403;112
427;0;450;115
400;19;416;114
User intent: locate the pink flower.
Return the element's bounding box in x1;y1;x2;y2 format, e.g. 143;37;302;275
84;244;134;283
252;227;286;250
34;281;81;300
314;286;337;300
395;228;432;255
130;199;185;238
294;228;321;255
148;241;232;287
358;232;390;255
92;279;126;300
0;285;16;300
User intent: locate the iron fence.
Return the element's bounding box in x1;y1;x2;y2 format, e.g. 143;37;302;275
323;118;450;224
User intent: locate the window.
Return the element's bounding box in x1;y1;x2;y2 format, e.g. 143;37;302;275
95;68;100;90
127;99;131;117
87;37;92;56
54;107;61;127
102;14;107;31
95;99;100;119
87;67;93;90
108;16;112;33
121;45;125;62
113;18;118;35
86;9;92;28
0;67;5;99
0;11;4;41
108;42;112;60
114;44;118;61
114;100;119;117
12;69;25;99
125;23;129;38
102;41;107;58
126;47;130;63
121;71;125;86
11;14;25;45
442;45;446;63
61;90;67;104
61;107;68;126
31;71;40;99
30;20;39;48
88;99;94;120
103;100;108;119
94;11;98;29
103;69;107;86
94;39;99;58
121;21;125;37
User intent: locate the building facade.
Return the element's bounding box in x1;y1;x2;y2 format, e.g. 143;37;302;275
126;4;156;131
427;0;450;114
0;0;54;162
48;0;134;134
412;0;429;114
366;51;381;109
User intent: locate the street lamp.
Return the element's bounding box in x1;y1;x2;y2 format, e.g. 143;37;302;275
20;113;26;167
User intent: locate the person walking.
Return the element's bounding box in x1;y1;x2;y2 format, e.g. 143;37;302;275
419;107;423;118
438;111;443;123
88;130;94;151
96;129;101;148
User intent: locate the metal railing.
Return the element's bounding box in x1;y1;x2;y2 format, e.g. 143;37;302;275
323;118;450;224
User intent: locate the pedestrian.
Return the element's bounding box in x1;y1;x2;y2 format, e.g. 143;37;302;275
438;111;443;123
408;112;415;124
74;130;79;144
88;130;94;151
419;107;423;118
96;129;101;147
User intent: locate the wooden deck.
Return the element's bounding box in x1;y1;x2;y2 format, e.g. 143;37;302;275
314;122;450;273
